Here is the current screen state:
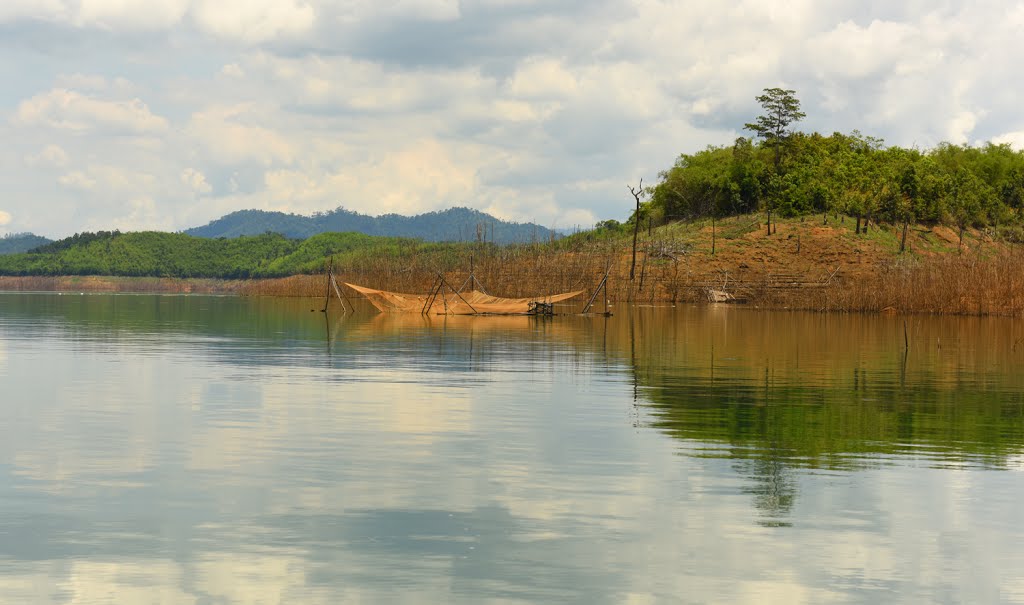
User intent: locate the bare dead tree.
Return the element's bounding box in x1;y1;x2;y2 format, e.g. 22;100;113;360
629;178;643;280
712;215;716;255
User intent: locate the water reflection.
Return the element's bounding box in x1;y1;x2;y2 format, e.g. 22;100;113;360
2;293;1024;603
634;312;1024;468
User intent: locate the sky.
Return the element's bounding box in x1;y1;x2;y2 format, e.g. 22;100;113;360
2;0;1024;239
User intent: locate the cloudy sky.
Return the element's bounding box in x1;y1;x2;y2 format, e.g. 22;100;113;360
2;1;1024;238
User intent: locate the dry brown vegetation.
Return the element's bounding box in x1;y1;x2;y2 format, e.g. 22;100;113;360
4;215;1024;316
805;252;1024;315
261;215;1024;316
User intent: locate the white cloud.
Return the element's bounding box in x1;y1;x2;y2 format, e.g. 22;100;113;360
259;139;478;216
0;0;69;22
54;73;136;93
481;188;559;225
58;171;98;191
181;167;212;194
59;164;156;194
507;58;579;99
387;0;461;21
109;196;173;232
336;0;461;23
991;131;1024;150
1;0;316;42
220;63;245;78
15;89;169;134
54;73;110;91
807;20;919;80
3;1;1024;237
246;53;496;115
354;139;478;214
186;104;295;166
76;0;189;30
555;207;597;231
190;0;316;43
947;111;978;145
0;0;189;29
25;144;69;168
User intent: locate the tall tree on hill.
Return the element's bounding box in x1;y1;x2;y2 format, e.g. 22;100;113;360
745;88;806;235
744;88;806;169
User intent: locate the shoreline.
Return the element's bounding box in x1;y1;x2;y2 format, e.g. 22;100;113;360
0;275;253;295
2;264;1022;318
3;215;1023;317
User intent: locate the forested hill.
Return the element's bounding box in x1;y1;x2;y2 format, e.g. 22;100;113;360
643;86;1024;232
0;232;52;255
0;231;455;278
647;133;1024;230
185;207;557;244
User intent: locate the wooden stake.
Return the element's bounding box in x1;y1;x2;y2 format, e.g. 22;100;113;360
438;273;478;315
582;274;608;314
422;275;442;314
711;215;716;255
604;273;610;315
321;259;333;312
330;272;347;313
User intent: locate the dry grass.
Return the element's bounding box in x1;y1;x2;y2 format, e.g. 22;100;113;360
234;275;323;297
804;251;1024;315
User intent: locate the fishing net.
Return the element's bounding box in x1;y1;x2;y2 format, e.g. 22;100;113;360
345;282;584;315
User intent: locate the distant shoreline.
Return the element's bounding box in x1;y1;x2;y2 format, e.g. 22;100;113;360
2;215;1023;317
0;275;250;295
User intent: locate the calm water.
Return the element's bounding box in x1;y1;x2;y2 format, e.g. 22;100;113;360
1;292;1023;604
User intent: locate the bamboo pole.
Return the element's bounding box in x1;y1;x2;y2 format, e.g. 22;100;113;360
422;275;442;314
320;259;333;312
438;273;478;314
330;271;347;313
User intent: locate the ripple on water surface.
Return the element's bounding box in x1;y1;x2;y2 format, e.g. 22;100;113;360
1;293;1023;603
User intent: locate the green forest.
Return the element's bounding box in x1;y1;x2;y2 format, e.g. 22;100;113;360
0;207;560;278
644;89;1024;236
0;231;467;278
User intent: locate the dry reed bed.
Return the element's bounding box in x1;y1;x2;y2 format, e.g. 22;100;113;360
803;252;1024;315
282;246;1024;317
5;245;1024;317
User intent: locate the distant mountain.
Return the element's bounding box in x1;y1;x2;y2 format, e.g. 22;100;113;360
0;232;52;255
184;207;557;244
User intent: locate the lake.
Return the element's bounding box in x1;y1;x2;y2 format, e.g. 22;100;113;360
1;292;1023;604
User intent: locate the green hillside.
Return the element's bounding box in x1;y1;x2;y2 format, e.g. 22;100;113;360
643;88;1024;235
0;231;453;279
